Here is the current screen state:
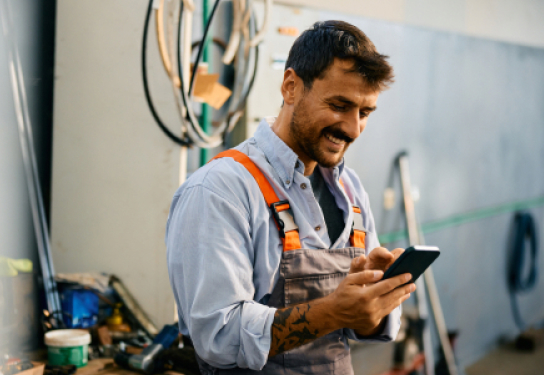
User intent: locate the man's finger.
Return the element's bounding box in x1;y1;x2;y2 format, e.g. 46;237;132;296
366;273;412;296
368;247;394;262
384;248;404;270
378;282;415;311
377;288;413;317
390;248;404;260
345;269;383;285
349;255;366;274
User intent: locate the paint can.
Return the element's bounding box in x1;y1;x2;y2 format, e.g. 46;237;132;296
44;329;91;367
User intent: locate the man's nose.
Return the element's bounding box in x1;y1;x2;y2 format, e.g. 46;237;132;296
343;109;363;140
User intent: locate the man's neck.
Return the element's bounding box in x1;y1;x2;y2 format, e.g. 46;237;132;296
270;108;317;176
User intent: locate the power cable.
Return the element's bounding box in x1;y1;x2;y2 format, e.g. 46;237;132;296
188;0;221;95
141;0;264;148
175;0;260;148
142;0;191;146
508;212;539;331
176;0;226;147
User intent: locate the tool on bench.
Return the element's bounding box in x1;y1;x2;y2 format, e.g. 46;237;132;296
114;324;178;373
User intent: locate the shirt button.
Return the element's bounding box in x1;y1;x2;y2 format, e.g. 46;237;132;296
315;226;321;231
301;183;307;190
286;180;290;184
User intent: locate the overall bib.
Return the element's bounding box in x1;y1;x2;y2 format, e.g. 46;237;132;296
196;150;367;375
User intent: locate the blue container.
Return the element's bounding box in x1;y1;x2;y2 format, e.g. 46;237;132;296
59;287;99;328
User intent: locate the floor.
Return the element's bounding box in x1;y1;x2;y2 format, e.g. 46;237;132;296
351;335;544;375
465;340;544;375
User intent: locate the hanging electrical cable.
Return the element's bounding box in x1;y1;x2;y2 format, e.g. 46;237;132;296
142;0;191;146
177;0;226;147
508;211;539;331
227;9;259;132
176;0;260;147
143;0;267;149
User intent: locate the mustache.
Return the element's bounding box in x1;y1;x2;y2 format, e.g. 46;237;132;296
322;128;354;144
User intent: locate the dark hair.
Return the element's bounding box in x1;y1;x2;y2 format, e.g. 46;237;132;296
285;20;394;91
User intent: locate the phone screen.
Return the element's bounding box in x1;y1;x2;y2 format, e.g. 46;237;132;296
382;245;440;283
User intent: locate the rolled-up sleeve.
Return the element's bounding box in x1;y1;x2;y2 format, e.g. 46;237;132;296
344;306;402;342
166;182;276;370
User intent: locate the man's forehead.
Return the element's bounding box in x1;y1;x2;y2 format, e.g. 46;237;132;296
319;59;365;84
313;59;379;100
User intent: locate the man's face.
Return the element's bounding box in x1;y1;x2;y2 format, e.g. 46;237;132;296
288;59;380;168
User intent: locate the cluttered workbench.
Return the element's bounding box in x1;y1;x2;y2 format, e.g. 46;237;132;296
1;345;200;375
1;270;200;375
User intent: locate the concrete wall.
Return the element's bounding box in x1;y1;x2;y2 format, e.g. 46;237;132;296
331;14;544;367
276;0;544;49
50;1;544;366
50;0;184;327
246;1;544;370
50;0;231;329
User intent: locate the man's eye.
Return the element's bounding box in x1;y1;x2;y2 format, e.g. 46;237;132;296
332;104;347;111
360;111;369;118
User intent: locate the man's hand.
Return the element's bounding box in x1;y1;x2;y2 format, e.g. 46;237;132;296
349;247;404;276
269;249;412;358
328;268;415;336
268;269;414;358
347;247;407;336
364;247;404;272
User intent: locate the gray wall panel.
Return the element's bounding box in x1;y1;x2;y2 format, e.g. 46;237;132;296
319;12;544;368
247;3;544;368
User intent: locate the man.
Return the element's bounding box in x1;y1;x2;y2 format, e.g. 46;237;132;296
166;20;415;374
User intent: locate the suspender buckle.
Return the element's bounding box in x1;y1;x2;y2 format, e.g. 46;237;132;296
350;205;366;235
271;200;299;238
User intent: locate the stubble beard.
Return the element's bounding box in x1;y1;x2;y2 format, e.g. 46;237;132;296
289;101;349;168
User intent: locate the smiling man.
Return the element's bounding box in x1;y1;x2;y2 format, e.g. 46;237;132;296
166;21;414;374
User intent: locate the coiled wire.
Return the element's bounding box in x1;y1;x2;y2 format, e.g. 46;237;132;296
508;212;539;331
142;0;261;148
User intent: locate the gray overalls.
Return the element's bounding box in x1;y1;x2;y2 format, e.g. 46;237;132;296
196;150;367;375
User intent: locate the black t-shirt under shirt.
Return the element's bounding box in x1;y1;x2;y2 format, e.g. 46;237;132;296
308;167;345;246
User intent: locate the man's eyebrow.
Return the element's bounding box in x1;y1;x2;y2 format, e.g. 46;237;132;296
327;95;377;111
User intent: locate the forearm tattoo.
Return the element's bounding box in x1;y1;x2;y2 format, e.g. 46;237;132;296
269;304;319;357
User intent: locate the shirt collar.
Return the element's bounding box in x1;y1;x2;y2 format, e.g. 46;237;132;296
319;161;345;187
253;117;346;187
254;118;298;188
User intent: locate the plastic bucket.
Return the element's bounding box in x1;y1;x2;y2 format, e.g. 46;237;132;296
44;329;91;367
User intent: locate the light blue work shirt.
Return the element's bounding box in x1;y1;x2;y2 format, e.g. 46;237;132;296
166;118;401;371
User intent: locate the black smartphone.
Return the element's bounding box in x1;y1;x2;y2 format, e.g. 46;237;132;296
382;245;440;283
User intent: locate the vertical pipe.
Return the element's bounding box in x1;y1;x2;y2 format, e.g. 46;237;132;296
199;0;211;165
180;3;193;186
1;0;63;326
175;0;194;323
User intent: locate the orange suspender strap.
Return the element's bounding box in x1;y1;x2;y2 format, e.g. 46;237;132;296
210;150;302;252
339;179;366;249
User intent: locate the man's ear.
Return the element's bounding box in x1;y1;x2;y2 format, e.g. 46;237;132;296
281;68;299;105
